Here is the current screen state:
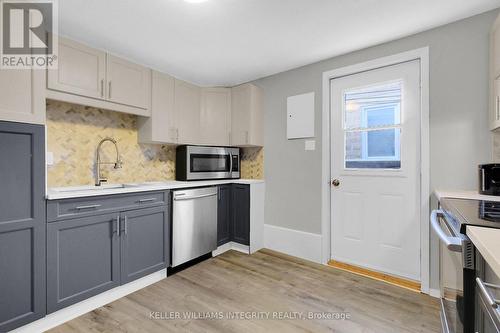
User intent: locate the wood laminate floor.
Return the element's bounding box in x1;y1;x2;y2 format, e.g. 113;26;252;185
49;250;440;333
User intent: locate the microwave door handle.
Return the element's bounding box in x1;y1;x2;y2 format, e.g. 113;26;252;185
430;210;462;252
229;153;233;178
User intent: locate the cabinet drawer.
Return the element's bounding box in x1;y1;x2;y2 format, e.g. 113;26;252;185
47;191;169;222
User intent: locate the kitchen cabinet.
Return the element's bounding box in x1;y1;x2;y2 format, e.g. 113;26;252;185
231;184;250;245
106;54;151;110
47;38;106;100
0;122;46;331
201;88;231;145
138;71;177;144
175;79;201;144
0;68;45;124
216;184;250;246
492;77;500;130
217;185;232;246
47;191;169;313
46;213;121;313
120;206;170;284
231;83;264;147
491;14;500;130
46;37;151;117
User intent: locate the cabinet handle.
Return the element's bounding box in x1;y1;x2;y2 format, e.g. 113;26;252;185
477;278;500;308
108;81;112;99
138;198;156;203
75;204;101;210
245;131;249;144
496;96;499;121
115;215;120;237
100;79;104;98
121;215;128;235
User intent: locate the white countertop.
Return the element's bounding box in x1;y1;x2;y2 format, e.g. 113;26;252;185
467;226;500;278
46;179;265;200
434;189;500;202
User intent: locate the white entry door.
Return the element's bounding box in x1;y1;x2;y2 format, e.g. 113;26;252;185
330;60;421;281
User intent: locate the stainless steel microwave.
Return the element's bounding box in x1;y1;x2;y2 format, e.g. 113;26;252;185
176;146;240;181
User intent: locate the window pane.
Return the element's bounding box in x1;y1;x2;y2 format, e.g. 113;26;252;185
344;81;401;130
345;129;401;169
368;129;395;157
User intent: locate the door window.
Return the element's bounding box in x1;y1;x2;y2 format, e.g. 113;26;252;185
344;81;401;169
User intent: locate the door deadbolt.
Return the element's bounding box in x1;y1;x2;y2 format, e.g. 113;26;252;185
331;179;340;187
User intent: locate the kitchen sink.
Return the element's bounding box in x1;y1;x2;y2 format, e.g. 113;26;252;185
50;183;145;193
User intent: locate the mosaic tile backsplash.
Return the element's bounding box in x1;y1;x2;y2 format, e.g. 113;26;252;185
46;100;264;187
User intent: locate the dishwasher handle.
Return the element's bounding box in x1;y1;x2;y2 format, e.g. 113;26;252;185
430;209;462;252
173;192;217;201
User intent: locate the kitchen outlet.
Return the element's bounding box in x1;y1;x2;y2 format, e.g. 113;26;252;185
47;151;54;166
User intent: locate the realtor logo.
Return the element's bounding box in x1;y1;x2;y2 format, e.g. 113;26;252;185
1;0;58;68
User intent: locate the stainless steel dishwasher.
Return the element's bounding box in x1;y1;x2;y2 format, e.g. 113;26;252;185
172;187;218;267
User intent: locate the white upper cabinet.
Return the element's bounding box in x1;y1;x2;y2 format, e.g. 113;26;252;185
106;55;151;110
47;38;106;100
175;79;201;145
200;88;231;146
138;71;177;144
231;83;264;147
0;68;45;124
46;37;151;117
491;13;500;130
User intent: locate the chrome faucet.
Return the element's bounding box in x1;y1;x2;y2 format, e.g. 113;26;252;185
95;137;122;186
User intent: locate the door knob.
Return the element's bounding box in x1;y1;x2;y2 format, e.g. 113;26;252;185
331;179;340;187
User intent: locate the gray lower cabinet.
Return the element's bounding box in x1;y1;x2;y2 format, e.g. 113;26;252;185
217;185;232;246
0;121;46;332
47;191;170;314
216;184;250;246
120;206;170;284
231;184;250;246
47;213;121;313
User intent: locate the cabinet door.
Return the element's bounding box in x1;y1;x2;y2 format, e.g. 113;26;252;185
231;84;263;147
47;38;106;100
217;185;232;246
120;205;169;284
492;77;500;130
138;71;177;144
200;88;231;145
175;79;201;144
0;68;44;124
231;184;250;246
493;21;500;79
0;122;45;331
47;213;121;313
107;54;151;110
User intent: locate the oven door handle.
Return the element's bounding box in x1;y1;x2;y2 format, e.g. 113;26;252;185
430;209;462;252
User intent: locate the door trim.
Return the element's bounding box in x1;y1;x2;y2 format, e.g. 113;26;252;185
321;47;430;294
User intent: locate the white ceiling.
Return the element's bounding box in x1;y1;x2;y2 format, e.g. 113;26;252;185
59;0;500;87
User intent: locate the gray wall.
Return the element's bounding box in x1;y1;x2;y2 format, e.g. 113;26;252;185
254;9;498;235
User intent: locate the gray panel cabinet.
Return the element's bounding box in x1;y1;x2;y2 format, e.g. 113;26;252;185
120;206;169;284
216;184;250;247
217;185;232;246
47;191;170;313
47;213;121;313
0;121;45;331
231;184;250;246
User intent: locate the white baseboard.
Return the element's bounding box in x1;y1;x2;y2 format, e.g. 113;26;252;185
12;269;167;333
264;224;322;263
212;242;250;257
